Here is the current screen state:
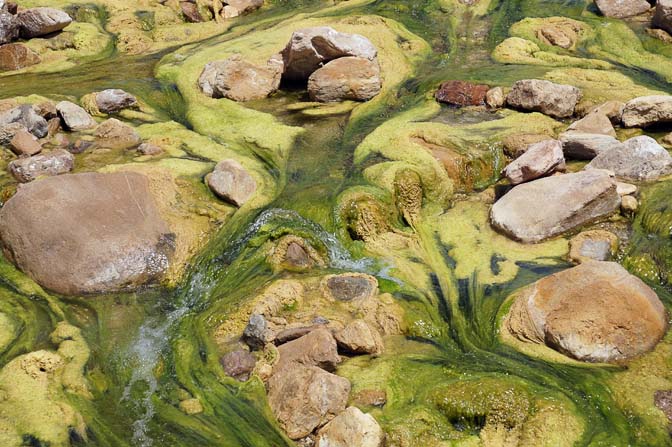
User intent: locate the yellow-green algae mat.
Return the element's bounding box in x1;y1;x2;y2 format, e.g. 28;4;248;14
1;0;672;445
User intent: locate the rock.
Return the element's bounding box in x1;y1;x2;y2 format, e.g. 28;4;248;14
94;118;141;149
567;111;616;137
621;195;638;212
595;0;651;18
179;398;203;415
243;314;273;350
490;170;620;243
655;390;672;423
56;101;96;131
222;5;240;18
0;42;40;71
0;11;18;45
0;104;48;139
220;350;256;381
654;0;672;35
205;55;281;101
485;86;505;108
222;0;263;17
351;389;387;408
589;100;625;124
506;79;581;119
9;129;41;156
501;139;565;185
538;26;572;49
316;407;383;447
47;117;61;136
616;182;637;196
281;26;377;81
34;101;58;120
206;159;257;206
95;89;138;114
180;2;203;22
276;327;341;371
275;325;324;345
11;149;71;182
267;363;350;440
322;273;378;302
334;320;383;355
285;242;313;268
0;172;174;295
559;132;619;160
307;57;381;102
68;139;93;154
17;7;72;39
137;143;163;156
506;261;667;362
502;133;552;158
622;96;672;128
568;230;618;263
434;80;490;107
586;136;672;181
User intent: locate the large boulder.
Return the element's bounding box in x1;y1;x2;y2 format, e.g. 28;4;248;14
586;136;672;181
0;172;174;295
595;0;651;18
654;0;672;35
267;363;350;440
8;149;74;183
56;101;96;131
281;26;377;81
307;56;381;102
622;95;672;128
490;170;620;243
506;79;581;119
210;55;281;101
17;7;72;39
435;80;490;107
506;261;667;362
95;89;138;114
560;132;619;160
316;406;384;447
0;43;40;71
206;159;257;206
501;139;565;185
0;11;19;45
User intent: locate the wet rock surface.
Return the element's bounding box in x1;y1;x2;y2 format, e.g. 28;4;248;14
506;261;668;362
95;89;138;114
220;350;256;381
315;406;384;447
568;230;618;263
323;274;378;302
94;118;141;149
0;172;174;295
595;0;651;18
435;80;490;107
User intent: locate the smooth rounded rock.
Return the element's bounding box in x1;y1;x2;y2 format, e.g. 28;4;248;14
307;57;381;102
206;159;257;206
95;89;138;114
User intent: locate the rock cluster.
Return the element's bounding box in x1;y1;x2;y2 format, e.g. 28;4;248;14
178;0;263;22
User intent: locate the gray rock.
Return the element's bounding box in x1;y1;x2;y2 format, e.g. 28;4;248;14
490;170;620;243
506;79;581;119
95;89;138;114
595;0;651;18
206;159;257;206
654;0;672;35
307;56;381;102
0;11;19;45
501;139;565;185
586;135;672;181
17;7;72;39
622;95;672;128
568;230;618;263
243;314;271;350
560;132;619;160
56;101;96;131
281;26;377;81
8;149;74;183
0;105;48;139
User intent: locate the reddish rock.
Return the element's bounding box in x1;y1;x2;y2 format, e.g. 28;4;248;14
9;129;41;156
435;80;490;107
220;350;256;381
0;43;40;71
180;2;203;22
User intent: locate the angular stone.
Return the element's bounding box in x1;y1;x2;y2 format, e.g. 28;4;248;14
220;350;256;381
8;149;74;183
94;118;141;149
205;55;281;101
559;132;619;160
434;80;490;107
567;111;616;137
0;172;174;295
9;129;41;156
589;100;625;124
56;101;96;131
568;230;618;263
281;26;377;81
243;314;273;350
307;57;381;102
180;2;203;22
506;261;667;362
316;407;384;447
586;136;672;181
0;43;40;71
223;0;263;16
17;7;72;38
485;86;505;108
654;0;672;35
506;79;581;119
95;89;138;114
502;133;552;158
490;170;620;243
334;320;383;355
0;11;19;45
0;104;48;139
501;139;565;185
538;26;572;49
276;327;341;371
595;0;650;18
622;95;672;128
206;159;257;206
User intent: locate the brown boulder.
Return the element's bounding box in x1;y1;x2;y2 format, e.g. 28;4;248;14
334;320;383;355
506;261;667;362
276;327;341;371
9;129;41;156
501;139;565;185
206;159;257;206
0;43;40;71
307;56;381;102
17;7;72;38
0;172;174;295
435;80;490;107
94;118;141;149
205;55;281;101
8;149;74;183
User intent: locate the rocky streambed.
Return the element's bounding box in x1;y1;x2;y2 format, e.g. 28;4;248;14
2;0;672;446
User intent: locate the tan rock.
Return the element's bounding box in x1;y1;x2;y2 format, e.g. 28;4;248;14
203;54;281;101
206;159;257;206
501;139;565;185
56;101;96;131
276;327;341;371
17;7;72;38
316;406;384;447
9;129;41;156
559;132;619;160
334;320;383;355
502;133;552;158
94;118;141;149
621;194;638;212
0;42;40;71
506;79;581;119
568;230;618;263
485;86;505;108
595;0;651;18
589;100;625;124
567;111;616;137
616;182;637;196
622;95;672;128
308;56;381;102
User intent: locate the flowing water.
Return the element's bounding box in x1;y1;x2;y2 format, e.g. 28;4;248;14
1;0;672;446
